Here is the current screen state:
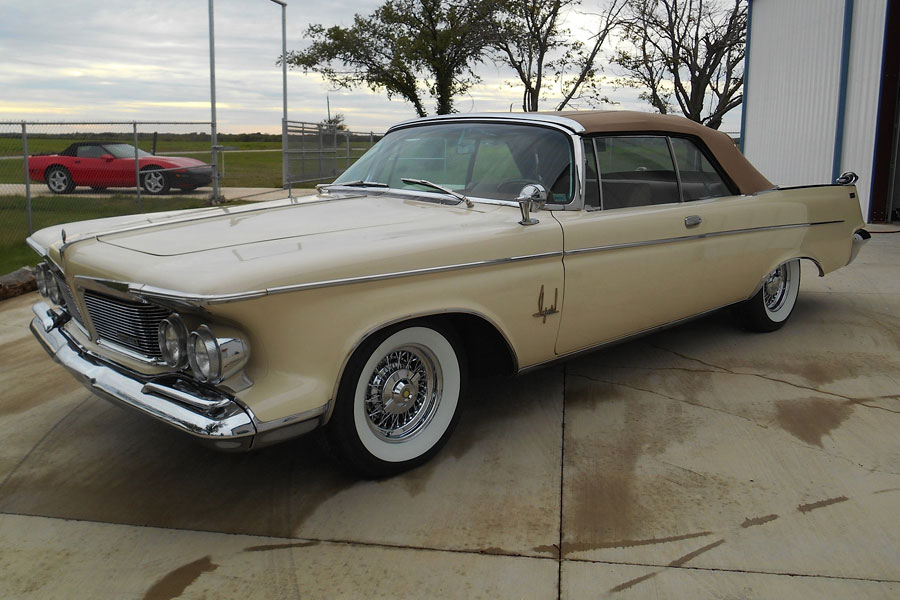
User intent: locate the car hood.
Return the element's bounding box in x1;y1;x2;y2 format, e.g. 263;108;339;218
32;192;563;298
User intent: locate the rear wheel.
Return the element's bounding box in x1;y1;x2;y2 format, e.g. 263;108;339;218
325;323;466;478
141;167;170;195
735;259;801;332
46;166;75;194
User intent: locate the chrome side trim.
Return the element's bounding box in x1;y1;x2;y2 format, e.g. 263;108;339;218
130;251;564;305
565;221;844;257
25;236;47;257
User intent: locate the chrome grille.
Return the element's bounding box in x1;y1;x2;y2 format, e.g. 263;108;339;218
82;291;170;359
53;272;85;326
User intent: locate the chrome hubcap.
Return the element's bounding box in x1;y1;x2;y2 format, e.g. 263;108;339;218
763;265;789;311
365;345;441;442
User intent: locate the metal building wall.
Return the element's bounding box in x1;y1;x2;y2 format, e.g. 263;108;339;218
743;0;845;188
840;0;889;220
743;0;889;220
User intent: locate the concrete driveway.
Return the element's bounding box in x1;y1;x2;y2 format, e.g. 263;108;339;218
1;232;898;599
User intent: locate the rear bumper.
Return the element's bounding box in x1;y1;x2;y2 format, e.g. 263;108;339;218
849;228;870;264
29;301;322;451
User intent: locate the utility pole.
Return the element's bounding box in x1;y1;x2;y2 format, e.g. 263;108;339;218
208;0;221;203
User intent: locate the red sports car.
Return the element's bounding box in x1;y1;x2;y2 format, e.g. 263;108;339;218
28;142;212;195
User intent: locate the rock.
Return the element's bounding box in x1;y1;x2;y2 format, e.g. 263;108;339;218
0;266;37;301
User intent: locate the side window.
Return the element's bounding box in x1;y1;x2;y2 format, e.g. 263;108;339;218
76;145;106;158
670;137;731;201
583;139;600;208
596;136;679;209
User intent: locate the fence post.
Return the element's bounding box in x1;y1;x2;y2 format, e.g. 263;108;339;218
133;122;143;212
345;132;351;171
282;117;290;195
317;124;323;181
22;122;33;235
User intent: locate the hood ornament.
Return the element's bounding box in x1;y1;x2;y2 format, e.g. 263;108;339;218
61;229;67;244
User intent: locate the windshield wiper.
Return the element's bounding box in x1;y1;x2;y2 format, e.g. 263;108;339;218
318;180;389;191
401;178;474;208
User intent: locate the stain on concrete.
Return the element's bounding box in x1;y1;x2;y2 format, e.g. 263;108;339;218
740;514;779;528
142;555;218;600
873;488;900;495
0;405;358;539
608;538;726;594
775;397;853;447
609;571;657;593
532;544;559;558
0;339;77;417
562;376;724;557
243;541;319;552
798;496;848;514
565;530;712;553
479;547;510;555
666;538;725;567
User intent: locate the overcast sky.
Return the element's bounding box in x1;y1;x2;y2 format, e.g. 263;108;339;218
0;0;742;134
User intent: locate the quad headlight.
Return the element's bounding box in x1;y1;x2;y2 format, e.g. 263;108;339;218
35;265;50;298
47;275;63;306
158;315;189;368
159;315;249;385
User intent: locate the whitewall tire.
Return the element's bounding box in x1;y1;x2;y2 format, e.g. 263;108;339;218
326;323;466;477
736;259;801;332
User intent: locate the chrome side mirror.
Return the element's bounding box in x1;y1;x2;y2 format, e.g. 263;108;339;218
516;183;547;226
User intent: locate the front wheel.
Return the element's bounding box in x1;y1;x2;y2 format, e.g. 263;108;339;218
325;323;466;478
46;166;75;194
735;259;801;332
141;167;170;195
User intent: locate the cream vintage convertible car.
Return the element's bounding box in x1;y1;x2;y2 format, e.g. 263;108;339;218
27;112;869;476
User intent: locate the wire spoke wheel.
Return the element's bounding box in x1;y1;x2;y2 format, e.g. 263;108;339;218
364;345;441;442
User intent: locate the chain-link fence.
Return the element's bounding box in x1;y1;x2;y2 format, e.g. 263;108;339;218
1;119;383;276
0;121;226;275
284;120;383;186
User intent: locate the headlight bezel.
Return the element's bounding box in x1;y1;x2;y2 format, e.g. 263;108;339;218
158;314;190;369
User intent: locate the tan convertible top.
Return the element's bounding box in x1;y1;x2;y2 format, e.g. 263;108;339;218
552;111;774;195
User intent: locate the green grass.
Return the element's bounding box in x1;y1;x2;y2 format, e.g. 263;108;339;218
0;194;215;275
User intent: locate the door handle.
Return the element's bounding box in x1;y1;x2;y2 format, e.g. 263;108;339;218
684;215;702;227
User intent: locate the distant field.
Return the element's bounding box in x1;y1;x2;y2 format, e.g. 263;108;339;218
0;194;216;275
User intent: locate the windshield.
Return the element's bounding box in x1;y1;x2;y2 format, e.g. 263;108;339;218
333;123;575;204
104;143;151;159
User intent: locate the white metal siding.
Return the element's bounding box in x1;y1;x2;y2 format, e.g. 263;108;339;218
840;0;888;219
743;0;845;187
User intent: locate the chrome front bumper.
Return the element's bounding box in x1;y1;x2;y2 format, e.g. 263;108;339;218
30;301;260;450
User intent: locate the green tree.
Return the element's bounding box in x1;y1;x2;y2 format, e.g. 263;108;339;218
286;0;495;117
320;113;347;131
614;0;747;129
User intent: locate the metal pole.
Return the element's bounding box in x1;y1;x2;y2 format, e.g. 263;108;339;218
345;131;350;171
22;122;32;235
269;0;289;192
133;122;143;212
209;0;221;203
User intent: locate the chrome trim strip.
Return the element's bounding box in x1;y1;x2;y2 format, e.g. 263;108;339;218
25;236;47;257
130;251;564;305
142;381;233;412
389;113;586;133
565;221;844;257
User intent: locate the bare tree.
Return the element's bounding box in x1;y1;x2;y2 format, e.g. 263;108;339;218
614;0;746;129
554;0;626;111
488;0;625;112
